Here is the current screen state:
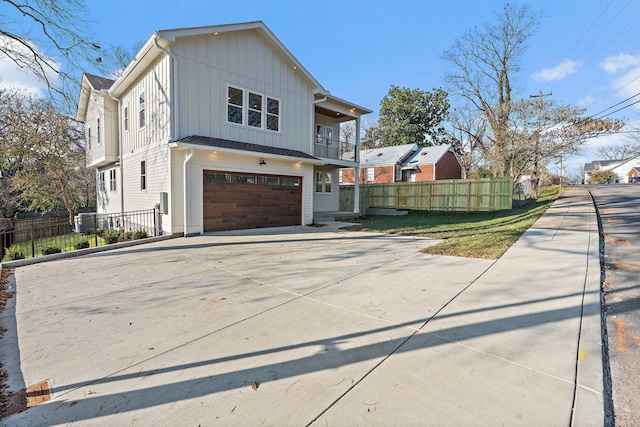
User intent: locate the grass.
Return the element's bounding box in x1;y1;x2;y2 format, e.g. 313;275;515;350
2;232;106;261
344;186;562;259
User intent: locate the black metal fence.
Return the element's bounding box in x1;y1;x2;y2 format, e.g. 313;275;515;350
1;209;158;262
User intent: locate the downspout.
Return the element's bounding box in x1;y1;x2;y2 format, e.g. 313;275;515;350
183;148;195;236
354;117;361;214
107;92;125;216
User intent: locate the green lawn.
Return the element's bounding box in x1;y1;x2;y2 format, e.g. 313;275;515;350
2;232;106;261
343;186;562;259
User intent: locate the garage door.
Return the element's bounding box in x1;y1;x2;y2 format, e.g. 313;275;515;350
203;170;302;232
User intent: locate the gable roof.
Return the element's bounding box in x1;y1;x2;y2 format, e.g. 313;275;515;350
76;72;116;122
110;21;326;98
84;73;115;91
404;144;455;166
359;144;418;167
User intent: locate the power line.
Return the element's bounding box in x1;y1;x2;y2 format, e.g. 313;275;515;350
589;91;640;118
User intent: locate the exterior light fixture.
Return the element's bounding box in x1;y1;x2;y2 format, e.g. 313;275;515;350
259;159;267;166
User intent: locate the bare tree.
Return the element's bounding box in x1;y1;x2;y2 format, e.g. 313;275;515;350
507;98;623;195
0;0;100;111
445;105;487;178
361;118;383;149
0;89;95;224
596;124;640;160
442;3;543;177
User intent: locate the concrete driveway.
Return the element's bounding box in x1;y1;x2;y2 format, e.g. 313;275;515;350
1;189;603;427
2;226;494;425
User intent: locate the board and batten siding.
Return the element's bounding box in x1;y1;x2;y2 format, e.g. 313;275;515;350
120;143;172;219
172;30;314;153
313;167;339;212
120;55;172;154
171;149;314;235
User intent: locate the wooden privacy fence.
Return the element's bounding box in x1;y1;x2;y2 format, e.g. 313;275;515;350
340;178;513;213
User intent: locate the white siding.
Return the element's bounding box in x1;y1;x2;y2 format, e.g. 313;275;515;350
313;166;339;212
172;30;314;153
86;94;118;167
120;56;171;154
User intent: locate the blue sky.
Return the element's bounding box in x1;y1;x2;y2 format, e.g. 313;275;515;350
3;0;640;176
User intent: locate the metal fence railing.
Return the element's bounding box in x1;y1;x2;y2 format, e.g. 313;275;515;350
1;209;158;262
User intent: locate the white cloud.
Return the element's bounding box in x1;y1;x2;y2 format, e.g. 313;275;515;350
600;53;640;74
0;36;58;96
610;68;640;102
532;60;581;82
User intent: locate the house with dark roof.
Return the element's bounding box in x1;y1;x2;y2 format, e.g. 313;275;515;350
340;144;461;184
76;21;370;234
584;155;640;184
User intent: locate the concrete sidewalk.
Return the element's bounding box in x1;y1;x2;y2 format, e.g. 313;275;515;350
0;187;604;426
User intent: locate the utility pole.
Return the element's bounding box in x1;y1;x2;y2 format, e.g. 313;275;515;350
529;91;552;198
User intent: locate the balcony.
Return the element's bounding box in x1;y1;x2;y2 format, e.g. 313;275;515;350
314;137;358;162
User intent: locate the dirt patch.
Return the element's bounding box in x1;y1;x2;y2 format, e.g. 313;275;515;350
0;267;17;420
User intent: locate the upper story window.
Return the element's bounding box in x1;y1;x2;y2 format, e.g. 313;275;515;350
96;117;101;145
248;92;262;128
266;97;279;131
87;126;92;150
98;171;105;191
124;105;129;132
227;85;280;132
227;86;243;124
139;92;146;128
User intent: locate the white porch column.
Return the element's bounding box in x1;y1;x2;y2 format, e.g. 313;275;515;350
353;118;361;214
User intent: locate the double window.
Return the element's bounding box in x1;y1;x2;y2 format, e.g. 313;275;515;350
315;171;332;193
227;85;280;132
316;125;333;145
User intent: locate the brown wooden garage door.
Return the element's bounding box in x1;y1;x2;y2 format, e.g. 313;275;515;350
203;170;302;232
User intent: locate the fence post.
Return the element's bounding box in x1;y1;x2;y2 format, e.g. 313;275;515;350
30;223;35;258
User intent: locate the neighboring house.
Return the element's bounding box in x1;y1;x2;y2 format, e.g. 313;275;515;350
340;144;461;184
584;155;640;183
402;144;462;182
627;166;640;183
76;21;371;234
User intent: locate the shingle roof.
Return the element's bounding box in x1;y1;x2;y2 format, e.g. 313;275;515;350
359;144;418;167
404;144;454;165
84;73;115;91
175;135;319;160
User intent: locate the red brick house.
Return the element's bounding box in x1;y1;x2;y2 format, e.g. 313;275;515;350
340;144;461;184
628;166;640;183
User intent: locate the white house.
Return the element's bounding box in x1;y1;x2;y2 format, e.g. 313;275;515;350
584;155;640;183
76;21;371;235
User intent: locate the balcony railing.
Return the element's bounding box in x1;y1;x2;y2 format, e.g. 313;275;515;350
314;138;358;162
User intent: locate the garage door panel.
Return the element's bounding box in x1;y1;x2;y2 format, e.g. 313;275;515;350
203;170;302;232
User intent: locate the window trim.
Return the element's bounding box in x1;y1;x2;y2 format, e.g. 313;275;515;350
123;105;129;132
98;171;105;191
109;169;117;192
140;160;147;191
315;171;332;193
96;117;101;145
87;126;92;150
366;167;375;182
139;91;146;129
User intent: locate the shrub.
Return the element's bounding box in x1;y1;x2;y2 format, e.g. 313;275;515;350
119;231;134;242
96;228;106;238
42;246;62;255
74;240;90;250
133;229;148;240
85;228;94;235
105;229;119;244
3;245;25;261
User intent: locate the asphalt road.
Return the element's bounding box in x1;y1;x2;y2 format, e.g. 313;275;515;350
587;184;640;427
